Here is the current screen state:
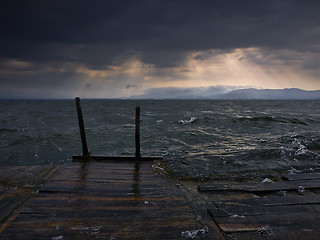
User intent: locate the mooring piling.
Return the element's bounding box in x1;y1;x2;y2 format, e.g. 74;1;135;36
72;99;162;162
135;106;141;159
75;97;89;157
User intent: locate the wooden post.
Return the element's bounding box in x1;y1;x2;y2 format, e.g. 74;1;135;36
75;97;89;157
135;106;141;159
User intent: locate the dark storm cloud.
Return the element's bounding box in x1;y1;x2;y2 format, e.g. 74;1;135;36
1;0;320;68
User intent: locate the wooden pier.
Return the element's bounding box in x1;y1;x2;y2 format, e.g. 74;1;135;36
0;161;223;239
1;162;320;239
198;173;320;240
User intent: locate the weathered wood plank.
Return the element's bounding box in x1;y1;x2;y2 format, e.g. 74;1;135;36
207;190;320;239
225;228;320;240
14;208;194;223
198;179;320;193
1;225;121;239
213;194;320;208
25;195;183;204
50;175;161;182
200;174;320;239
20;203;190;214
209;204;315;218
282;172;320;181
37;191;172;198
0;166;60;187
0;165;63;236
211;211;320;232
2;220;203;240
1;162;222;239
0;197;30;223
72;155;163;162
46;179;178;189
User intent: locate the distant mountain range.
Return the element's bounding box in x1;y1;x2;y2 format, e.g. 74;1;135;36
131;87;320;100
215;88;320;100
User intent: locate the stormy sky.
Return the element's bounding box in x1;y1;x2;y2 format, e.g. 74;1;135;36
1;0;320;98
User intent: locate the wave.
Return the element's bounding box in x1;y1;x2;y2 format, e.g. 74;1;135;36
277;134;320;152
306;139;320;152
178;117;197;125
0;128;18;133
236;115;307;125
2;99;320;177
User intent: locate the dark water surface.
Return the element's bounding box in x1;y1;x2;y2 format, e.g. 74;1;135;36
1;99;320;178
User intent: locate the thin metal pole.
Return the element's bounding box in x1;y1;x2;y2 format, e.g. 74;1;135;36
75;97;89;157
135;106;141;158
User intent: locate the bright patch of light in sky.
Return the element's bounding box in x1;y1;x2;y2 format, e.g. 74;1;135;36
91;47;320;98
1;47;320;99
68;47;320;98
152;48;320;91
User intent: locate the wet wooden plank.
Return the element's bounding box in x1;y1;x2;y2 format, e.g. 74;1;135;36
25;196;184;206
212;211;320;231
209;205;320;238
225;228;320;240
0;165;63;235
206;185;320;239
209;204;315;218
72;155;163;162
0;197;30;223
216;223;265;233
282;172;320;181
1;224;121;239
50;174;160;182
20;203;191;214
37;191;173;199
1;221;202;240
1;162;223;240
0;166;60;187
198;179;320;193
14;208;194;223
49;164;156;182
213;194;320;208
40;180;175;192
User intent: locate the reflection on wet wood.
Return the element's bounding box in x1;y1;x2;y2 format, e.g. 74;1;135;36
0;165;60;233
3;164;320;239
0;162;222;239
0;165;60;187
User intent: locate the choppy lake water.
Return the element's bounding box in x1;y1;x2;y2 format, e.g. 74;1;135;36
1;99;320;179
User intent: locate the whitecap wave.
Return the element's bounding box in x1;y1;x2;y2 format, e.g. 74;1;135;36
178;117;197;125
